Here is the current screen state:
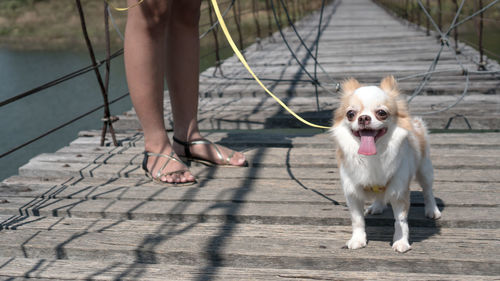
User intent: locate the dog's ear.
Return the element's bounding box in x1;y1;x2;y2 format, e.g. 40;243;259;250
333;78;361;126
341;78;361;96
380;76;399;98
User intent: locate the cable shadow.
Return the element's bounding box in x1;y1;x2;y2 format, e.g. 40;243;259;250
193;131;270;281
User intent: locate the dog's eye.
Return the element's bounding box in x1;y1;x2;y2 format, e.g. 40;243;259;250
376;110;388;120
346;110;356;121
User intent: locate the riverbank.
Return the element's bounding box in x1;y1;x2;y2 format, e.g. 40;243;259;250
0;0;326;52
0;0;125;51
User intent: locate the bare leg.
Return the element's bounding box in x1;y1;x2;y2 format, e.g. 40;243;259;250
166;0;246;166
124;0;194;183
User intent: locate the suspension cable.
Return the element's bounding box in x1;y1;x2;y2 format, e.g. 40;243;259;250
0;92;130;159
269;0;338;96
210;0;331;129
0;49;123;108
277;0;340;89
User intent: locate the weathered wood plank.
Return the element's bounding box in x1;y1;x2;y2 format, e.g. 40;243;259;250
16;157;500;183
0;196;497;228
19;147;500;170
1;176;497;207
1;215;497;240
1;257;497;281
3;173;498;193
70;131;500;148
113;95;500;129
0;227;498;276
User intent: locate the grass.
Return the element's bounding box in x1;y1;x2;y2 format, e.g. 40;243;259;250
0;0;126;51
0;0;327;54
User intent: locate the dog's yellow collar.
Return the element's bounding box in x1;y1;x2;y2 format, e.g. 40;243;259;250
363;185;387;193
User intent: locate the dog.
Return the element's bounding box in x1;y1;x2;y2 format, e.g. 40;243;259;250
330;76;441;253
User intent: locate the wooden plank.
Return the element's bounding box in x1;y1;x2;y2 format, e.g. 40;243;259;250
16;153;500;183
1;177;498;217
0;196;497;228
0;227;498;275
3;174;498;194
113;115;499;130
70;131;500;149
1;216;497;240
15;147;500;170
56;143;500;162
1;257;497;281
2;175;498;207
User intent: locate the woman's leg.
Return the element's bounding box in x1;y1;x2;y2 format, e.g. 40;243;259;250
166;0;246;166
124;0;195;183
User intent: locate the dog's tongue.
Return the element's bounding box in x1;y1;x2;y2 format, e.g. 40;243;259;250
358;130;377;155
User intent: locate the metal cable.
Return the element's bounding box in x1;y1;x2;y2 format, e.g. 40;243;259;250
313;0;328;112
269;0;338;96
449;0;500;32
277;0;340;89
401;0;499;116
107;6;124;41
414;71;470;116
0;49;123;108
199;0;235;39
0;92;130;159
407;44;445;102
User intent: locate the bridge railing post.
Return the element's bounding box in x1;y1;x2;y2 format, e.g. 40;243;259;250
425;0;430;36
207;0;224;77
252;0;263;50
476;0;486;70
452;0;460;54
75;0;118;147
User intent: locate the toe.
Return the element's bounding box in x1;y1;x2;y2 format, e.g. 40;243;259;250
231;151;247;166
184;171;196;182
163;175;174;183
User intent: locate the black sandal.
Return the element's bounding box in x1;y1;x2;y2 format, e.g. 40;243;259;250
173;136;247;167
142;151;197;186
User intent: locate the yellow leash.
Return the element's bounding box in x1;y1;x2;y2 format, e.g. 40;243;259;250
210;0;331;129
108;0;331;129
106;0;144;11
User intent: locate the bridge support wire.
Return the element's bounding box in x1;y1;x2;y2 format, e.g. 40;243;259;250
401;0;499;117
76;0;119;147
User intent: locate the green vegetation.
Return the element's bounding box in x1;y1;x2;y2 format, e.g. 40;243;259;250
0;0;126;50
0;0;326;54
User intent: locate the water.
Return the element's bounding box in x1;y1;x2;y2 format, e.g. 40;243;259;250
0;48;132;181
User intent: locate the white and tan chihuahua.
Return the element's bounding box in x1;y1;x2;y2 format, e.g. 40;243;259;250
331;76;441;253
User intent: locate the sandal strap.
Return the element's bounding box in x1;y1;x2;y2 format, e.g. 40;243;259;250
143;151;187;179
172;136;193;158
173;136;227;164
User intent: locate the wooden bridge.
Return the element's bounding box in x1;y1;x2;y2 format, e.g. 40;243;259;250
1;0;499;279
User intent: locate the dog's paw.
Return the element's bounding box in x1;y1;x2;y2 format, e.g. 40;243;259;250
347;235;367;250
364;202;386;215
425;206;442;219
392;240;412;253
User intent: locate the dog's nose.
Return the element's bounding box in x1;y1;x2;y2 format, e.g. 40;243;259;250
358;115;371;126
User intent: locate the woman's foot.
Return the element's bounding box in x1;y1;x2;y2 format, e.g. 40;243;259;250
172;134;247;167
143;143;196;184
